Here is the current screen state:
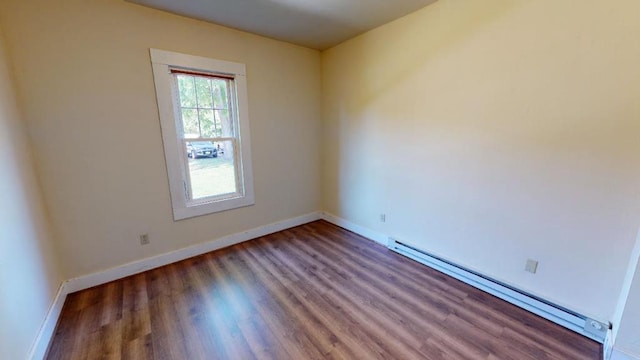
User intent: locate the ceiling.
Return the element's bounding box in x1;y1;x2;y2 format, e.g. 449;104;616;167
127;0;438;50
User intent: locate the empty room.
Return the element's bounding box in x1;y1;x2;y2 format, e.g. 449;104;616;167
1;0;640;359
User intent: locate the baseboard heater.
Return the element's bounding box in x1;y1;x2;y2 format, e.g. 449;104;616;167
387;238;610;344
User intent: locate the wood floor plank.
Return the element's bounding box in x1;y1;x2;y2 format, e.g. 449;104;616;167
247;237;400;359
46;221;601;360
122;333;153;360
215;251;317;360
239;240;347;359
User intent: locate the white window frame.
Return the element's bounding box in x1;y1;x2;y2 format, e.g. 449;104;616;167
150;49;254;220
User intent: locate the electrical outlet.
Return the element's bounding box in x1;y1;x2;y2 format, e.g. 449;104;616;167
380;214;386;222
525;259;538;273
139;234;150;245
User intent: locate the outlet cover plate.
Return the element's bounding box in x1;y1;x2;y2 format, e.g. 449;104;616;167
525;259;538;273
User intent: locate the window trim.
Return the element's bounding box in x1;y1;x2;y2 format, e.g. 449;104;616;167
150;48;254;220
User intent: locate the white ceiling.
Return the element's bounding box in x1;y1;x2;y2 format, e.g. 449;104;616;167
127;0;438;50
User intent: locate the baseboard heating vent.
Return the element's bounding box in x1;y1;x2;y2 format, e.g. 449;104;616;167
387;238;609;343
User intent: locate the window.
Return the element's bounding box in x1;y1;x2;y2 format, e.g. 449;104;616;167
150;49;254;220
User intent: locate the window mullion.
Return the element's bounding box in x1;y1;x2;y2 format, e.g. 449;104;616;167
186;137;234;142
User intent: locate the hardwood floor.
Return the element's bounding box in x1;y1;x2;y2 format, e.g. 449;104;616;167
46;220;601;359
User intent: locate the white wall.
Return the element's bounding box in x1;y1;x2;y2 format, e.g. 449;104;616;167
0;0;322;279
322;0;640;323
0;25;62;360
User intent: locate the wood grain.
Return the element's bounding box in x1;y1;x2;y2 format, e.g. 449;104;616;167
46;220;601;360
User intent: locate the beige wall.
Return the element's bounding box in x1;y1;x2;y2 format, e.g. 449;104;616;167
0;0;322;279
322;0;640;323
0;25;62;359
3;0;640;355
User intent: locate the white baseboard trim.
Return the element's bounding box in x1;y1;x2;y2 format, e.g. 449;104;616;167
605;329;615;360
28;211;322;359
65;211;322;293
28;282;69;360
320;212;610;344
320;211;387;245
390;238;608;343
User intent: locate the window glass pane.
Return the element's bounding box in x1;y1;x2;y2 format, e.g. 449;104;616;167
187;140;238;200
198;109;215;138
195;77;213;108
181;108;199;137
153;51;254;219
212;79;228;109
177;75;197;108
215;109;232;137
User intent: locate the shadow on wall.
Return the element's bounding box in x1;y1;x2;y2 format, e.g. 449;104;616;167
0;30;62;359
320;0;520;217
